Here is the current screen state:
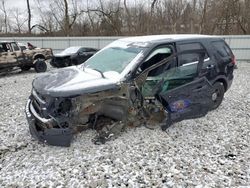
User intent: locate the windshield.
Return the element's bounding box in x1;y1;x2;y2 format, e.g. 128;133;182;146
83;45;143;74
60;46;81;54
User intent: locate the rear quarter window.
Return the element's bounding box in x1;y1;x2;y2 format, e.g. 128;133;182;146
211;41;232;57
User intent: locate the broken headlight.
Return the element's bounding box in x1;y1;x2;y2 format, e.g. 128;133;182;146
54;98;72;116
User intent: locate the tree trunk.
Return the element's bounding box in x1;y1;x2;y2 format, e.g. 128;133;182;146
27;0;31;34
64;0;70;36
124;0;132;33
1;0;8;33
199;0;208;34
190;0;196;33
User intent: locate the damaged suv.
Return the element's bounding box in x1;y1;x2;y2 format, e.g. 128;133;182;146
25;35;235;146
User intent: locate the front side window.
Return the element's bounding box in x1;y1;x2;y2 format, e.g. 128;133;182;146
138;46;173;77
141;52;201;97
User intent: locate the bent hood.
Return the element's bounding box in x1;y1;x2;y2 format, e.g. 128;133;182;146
32;67;119;97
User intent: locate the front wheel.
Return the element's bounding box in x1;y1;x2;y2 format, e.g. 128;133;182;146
211;82;225;110
34;59;47;73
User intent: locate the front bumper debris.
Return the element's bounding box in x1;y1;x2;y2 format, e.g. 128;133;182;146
25;98;73;147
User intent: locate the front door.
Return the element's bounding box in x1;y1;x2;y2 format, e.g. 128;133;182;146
157;76;213;123
137;49;213;127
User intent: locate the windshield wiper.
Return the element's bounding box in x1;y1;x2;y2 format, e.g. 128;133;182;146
93;68;105;78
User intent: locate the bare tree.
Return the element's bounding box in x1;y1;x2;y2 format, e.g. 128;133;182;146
27;0;32;33
12;8;28;33
163;0;186;33
0;0;8;33
49;0;80;36
0;0;248;36
198;0;208;34
123;0;132;33
86;0;122;35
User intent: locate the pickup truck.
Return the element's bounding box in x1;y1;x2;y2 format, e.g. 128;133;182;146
0;41;53;73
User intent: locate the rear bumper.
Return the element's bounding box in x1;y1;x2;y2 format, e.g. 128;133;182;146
25;98;73;147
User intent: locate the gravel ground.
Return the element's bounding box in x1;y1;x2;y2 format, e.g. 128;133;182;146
0;63;249;188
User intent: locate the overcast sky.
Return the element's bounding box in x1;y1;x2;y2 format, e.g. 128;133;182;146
5;0;146;11
5;0;35;10
3;0;151;26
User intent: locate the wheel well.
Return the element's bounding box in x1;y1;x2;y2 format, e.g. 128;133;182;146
34;54;45;60
215;78;227;91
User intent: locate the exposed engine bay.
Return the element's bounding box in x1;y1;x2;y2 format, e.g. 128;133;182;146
26;81;167;146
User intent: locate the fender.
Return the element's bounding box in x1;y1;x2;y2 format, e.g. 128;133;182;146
210;74;228;91
32;53;45;60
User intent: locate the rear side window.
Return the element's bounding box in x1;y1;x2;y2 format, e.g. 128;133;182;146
211;41;232;57
179;43;204;51
178;42;208;66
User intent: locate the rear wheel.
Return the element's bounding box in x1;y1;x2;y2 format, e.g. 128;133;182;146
211;82;225;110
34;59;47;73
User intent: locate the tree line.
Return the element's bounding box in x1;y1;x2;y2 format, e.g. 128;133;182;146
0;0;249;36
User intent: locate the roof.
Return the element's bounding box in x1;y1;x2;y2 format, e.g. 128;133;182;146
119;34;220;43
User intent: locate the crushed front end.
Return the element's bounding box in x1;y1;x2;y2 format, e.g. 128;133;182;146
25;89;75;146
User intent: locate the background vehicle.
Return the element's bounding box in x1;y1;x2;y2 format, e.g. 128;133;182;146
26;35;235;146
50;46;98;68
0;41;53;73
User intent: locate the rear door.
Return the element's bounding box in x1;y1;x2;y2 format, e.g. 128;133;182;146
10;42;27;65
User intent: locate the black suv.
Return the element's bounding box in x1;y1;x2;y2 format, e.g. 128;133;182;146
25;35;235;146
50;46;98;68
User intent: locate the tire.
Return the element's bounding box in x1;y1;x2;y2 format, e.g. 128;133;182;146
20;66;31;71
34;59;47;73
211;82;225;110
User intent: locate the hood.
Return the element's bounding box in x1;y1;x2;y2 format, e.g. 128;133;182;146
32;66;119;97
54;52;74;57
